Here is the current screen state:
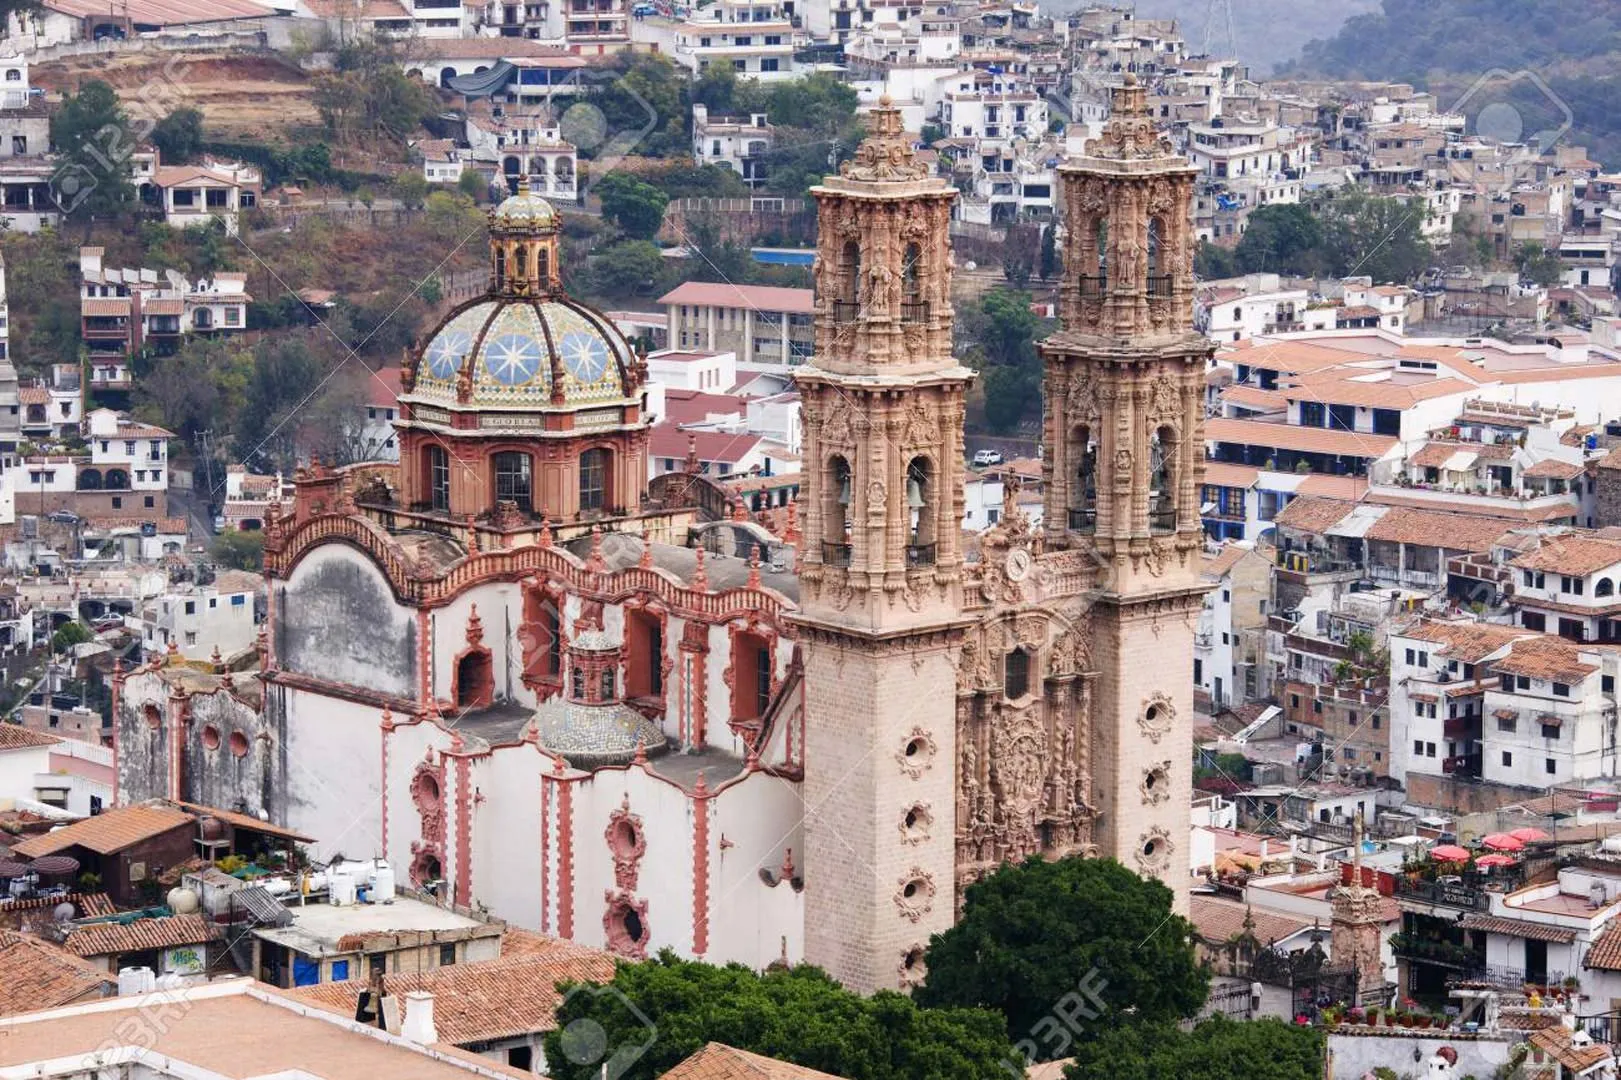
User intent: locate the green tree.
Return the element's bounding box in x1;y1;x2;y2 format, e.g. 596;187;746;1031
691;60;739;114
1234;202;1325;276
916;857;1209;1056
980;363;1039;434
1063;1017;1324;1080
1038;224;1058;281
589;239;668;297
417;274;443;305
393;170;429;210
151;107;205;164
541;953;1019;1080
596;173;670;241
211;528;265;572
49;80;136;222
1195;239;1239;280
1002;223;1040;287
457;168;488;203
962;289;1041;369
51;621;91;653
1316;187;1432;283
1514;243;1564;287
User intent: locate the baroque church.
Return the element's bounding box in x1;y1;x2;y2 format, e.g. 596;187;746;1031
112;77;1211;994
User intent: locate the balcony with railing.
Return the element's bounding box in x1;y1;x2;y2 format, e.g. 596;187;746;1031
1148;505;1177;534
1392;877;1491;912
1442;716;1479;738
1147;274;1173;298
1068;507;1096;533
900;300;929;324
822;541;851;567
905;543;936;568
1441;753;1482;778
1078;274;1107;300
832;300;859;324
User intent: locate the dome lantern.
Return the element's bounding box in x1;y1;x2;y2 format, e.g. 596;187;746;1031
489;175;561;297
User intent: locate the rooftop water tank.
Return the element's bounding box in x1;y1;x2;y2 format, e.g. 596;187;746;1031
118;966;157;996
167;887;200;915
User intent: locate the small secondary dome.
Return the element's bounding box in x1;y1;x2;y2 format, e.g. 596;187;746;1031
492;182;557;226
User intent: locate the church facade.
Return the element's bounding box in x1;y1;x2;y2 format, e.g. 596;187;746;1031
112;81;1209;994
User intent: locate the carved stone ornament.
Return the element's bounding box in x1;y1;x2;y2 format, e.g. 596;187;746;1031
897;945;927;989
822;397;855;447
896;726;937;778
1139;691;1175;744
1140;761;1172;806
1135;826;1174;874
1066;368;1101;427
1146;371;1180;427
1085;76;1177;162
898;801;933;845
840;96;932;183
893;868;937;922
901;401;935;449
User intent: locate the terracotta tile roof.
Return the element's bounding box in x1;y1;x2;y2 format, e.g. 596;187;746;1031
1362;507;1513;552
1294;474;1369;499
1398;619;1528;664
142;297;184;316
1493;635;1599;683
153;165;245;188
426;38;586;60
1286;373;1474;409
1458;913;1576;943
1271;495;1355;533
661;1044;847;1080
62;913;221;958
658;282;814;315
0;723;60;751
1190;896;1311;946
1220;385;1288;410
1201;461;1258;488
11;803;194;858
1201;543;1249;580
288;943;616;1045
1521;457;1586;480
175;801;313;844
1411;441;1481;468
1360;490;1577;523
82;297;131;317
1204;417;1398;459
1510;536;1621;576
18;387;48;405
1585;920;1621;970
1528;1025;1614;1072
116;420;176;439
0;931;116;1017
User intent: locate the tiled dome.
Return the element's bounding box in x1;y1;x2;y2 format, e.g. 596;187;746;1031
530;697;669;767
491;187;557;227
410;296;636;409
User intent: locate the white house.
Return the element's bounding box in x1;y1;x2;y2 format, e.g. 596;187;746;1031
152;162;260;237
691;105;772;188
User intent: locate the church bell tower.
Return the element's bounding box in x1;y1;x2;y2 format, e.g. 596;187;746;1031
794;98;971;993
1040;75;1213;909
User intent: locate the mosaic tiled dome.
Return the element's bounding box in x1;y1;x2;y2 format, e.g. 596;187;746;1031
411;297;636;409
491;187;557;226
530;697;669;767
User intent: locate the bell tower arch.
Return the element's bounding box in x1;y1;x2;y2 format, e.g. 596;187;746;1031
1040;75;1213;910
794;98;972;992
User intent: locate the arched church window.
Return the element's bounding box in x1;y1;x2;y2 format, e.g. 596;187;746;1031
1004;647;1031;700
1149;425;1177;534
1070;426;1097;533
456;650;492;709
905;456;935;565
823;455;852;565
537;246;550;285
494;247;506;290
427;445;450;512
902;242;925;323
835;240;860;322
493;450;533;511
1081;217;1108;299
579;448;609;513
571;666;586;700
600;667;615;701
1147;217;1172;298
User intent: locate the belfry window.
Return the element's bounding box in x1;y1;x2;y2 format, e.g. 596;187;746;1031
1147;217;1172;298
579;448;608;512
902;242;926;323
823;455;852;565
427;445;450;512
905;456;936;565
1070;427;1097;533
1150;425;1177;533
835;240;860;322
493;451;533;511
1080;217;1107;299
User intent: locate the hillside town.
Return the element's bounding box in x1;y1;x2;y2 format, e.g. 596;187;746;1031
0;2;1617;1079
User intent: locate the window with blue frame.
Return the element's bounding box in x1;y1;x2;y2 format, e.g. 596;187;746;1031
1371;408;1400;436
331;959;350;981
1328;403;1356;431
1299;401;1326;427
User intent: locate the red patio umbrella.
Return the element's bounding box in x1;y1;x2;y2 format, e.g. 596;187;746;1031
1510;827;1550;843
1476;853;1518;868
1431;844;1471;861
1481;833;1525;851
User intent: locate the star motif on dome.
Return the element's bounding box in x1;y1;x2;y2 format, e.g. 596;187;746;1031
484;333;544;386
424;329;472;380
560;330;611;384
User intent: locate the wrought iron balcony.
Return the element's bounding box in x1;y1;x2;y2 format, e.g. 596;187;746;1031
1078;274;1108;300
822;541;852;567
905;543;936;567
1068;507;1096;533
900;300;929;324
1148;505;1178;534
1147;274;1174;298
832;300;859;324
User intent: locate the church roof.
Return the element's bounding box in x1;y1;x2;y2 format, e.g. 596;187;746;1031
530;696;669;767
1189;896;1312;946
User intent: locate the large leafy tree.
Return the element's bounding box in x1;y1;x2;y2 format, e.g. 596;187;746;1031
541;953;1018;1080
596;173;670;241
1316;187;1433;283
961;289;1047;434
915;857;1209;1057
1063;1017;1325;1080
49;80;136;221
151;107;205;164
1234;202;1325;276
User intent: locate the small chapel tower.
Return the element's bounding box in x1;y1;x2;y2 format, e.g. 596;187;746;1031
794;98;972;993
1040;74;1213;908
1332;811;1388;1004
